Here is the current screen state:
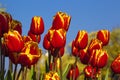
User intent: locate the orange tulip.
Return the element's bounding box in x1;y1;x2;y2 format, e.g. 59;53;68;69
89;49;108;68
3;30;24;52
51;11;71;31
111;55;120;74
18;41;41;66
97;29;110;46
74;30;88;49
30;16;44;35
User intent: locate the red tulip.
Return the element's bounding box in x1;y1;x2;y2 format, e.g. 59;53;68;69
3;30;24;52
43;34;51;50
89;49;108;68
79;48;90;64
74;30;88;49
10;20;22;34
48;29;66;48
84;65;96;78
97;29;110;46
0;12;12;35
67;65;79;80
30;16;44;35
88;39;103;54
111;55;120;74
28;31;41;43
22;36;32;43
51;11;71;31
9;52;19;64
71;40;79;56
18;41;41;66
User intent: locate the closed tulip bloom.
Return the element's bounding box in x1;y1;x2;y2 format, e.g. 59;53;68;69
48;29;66;48
74;30;88;49
97;29;110;46
30;16;44;35
43;34;51;50
4;30;24;52
67;65;79;80
10;20;22;35
51;11;71;31
88;39;103;54
28;31;41;43
71;40;79;56
79;48;90;64
0;12;12;35
111;55;120;74
89;49;108;68
18;41;41;66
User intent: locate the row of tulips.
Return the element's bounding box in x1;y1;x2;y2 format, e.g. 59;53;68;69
0;11;120;80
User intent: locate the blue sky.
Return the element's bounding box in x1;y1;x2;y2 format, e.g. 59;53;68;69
1;0;120;49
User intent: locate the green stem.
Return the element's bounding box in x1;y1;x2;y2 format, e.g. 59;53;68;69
16;67;22;80
59;57;62;80
13;64;18;80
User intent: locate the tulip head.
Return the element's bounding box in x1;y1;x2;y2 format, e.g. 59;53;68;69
52;11;71;31
74;30;88;49
3;30;24;52
97;29;110;46
111;55;120;74
30;16;44;35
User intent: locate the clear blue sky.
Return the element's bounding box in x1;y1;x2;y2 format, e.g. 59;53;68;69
1;0;120;49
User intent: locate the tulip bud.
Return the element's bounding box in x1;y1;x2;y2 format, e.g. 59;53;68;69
84;65;96;78
48;29;66;48
74;30;88;49
43;34;51;50
89;49;108;68
111;55;120;74
67;65;79;80
0;12;12;35
79;48;90;64
97;29;110;46
10;20;22;34
30;16;44;35
88;39;103;54
71;40;79;56
51;11;71;31
28;31;41;43
4;30;24;52
18;41;41;66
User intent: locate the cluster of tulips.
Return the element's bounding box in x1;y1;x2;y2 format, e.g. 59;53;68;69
0;10;120;80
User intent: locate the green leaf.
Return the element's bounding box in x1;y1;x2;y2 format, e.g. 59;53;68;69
104;68;109;80
62;64;71;79
45;60;49;73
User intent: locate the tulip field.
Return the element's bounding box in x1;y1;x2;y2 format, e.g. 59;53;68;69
0;11;120;80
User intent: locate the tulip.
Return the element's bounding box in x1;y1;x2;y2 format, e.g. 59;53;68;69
51;11;71;31
79;48;90;64
97;29;110;46
71;40;79;56
84;65;96;78
48;29;66;48
111;55;120;74
74;30;88;49
10;19;22;34
89;49;108;68
43;71;60;80
22;36;32;43
3;30;24;52
9;52;19;64
28;31;41;43
0;12;12;35
18;41;41;66
30;16;44;35
43;34;51;50
88;39;103;54
67;65;79;80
